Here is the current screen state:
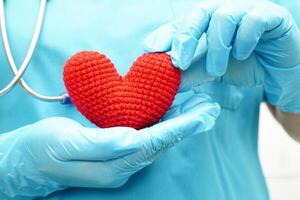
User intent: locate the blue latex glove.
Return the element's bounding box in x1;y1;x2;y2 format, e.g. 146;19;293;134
0;94;220;200
144;0;300;112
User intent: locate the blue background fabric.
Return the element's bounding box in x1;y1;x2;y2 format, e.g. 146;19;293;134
0;0;298;199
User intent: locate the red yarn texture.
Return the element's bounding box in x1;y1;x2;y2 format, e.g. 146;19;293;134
63;51;181;129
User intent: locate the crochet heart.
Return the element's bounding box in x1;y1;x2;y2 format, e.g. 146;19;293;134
63;51;181;129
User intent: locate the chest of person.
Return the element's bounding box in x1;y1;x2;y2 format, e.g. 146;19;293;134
4;0;197;74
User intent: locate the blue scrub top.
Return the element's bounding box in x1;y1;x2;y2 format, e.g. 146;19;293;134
0;0;298;199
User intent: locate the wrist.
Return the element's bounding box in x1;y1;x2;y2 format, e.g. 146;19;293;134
264;62;300;113
0;127;65;200
0;131;31;200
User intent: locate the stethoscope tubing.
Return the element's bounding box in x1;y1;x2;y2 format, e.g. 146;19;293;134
0;0;70;104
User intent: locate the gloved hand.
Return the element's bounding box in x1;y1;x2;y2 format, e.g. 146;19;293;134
0;94;220;200
144;0;300;112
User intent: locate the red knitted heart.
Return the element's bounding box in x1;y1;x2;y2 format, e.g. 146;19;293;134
63;51;181;129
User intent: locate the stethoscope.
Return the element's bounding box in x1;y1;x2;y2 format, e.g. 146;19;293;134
0;0;71;104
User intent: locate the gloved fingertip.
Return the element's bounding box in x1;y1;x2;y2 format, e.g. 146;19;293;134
163;93;215;120
143;26;175;53
143;40;168;53
194;103;221;132
232;46;251;61
192;93;213;103
177;93;213;113
182;102;220;133
235;54;249;61
180;63;190;71
170;50;193;71
206;64;226;77
208;102;221;119
206;52;227;77
193;101;221;118
170;55;187;70
201;115;217;132
169;30;200;71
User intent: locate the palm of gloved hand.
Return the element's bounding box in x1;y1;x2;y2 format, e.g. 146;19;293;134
0;94;220;199
144;0;300;91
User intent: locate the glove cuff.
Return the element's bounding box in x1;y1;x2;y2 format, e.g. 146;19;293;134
264;63;300;113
